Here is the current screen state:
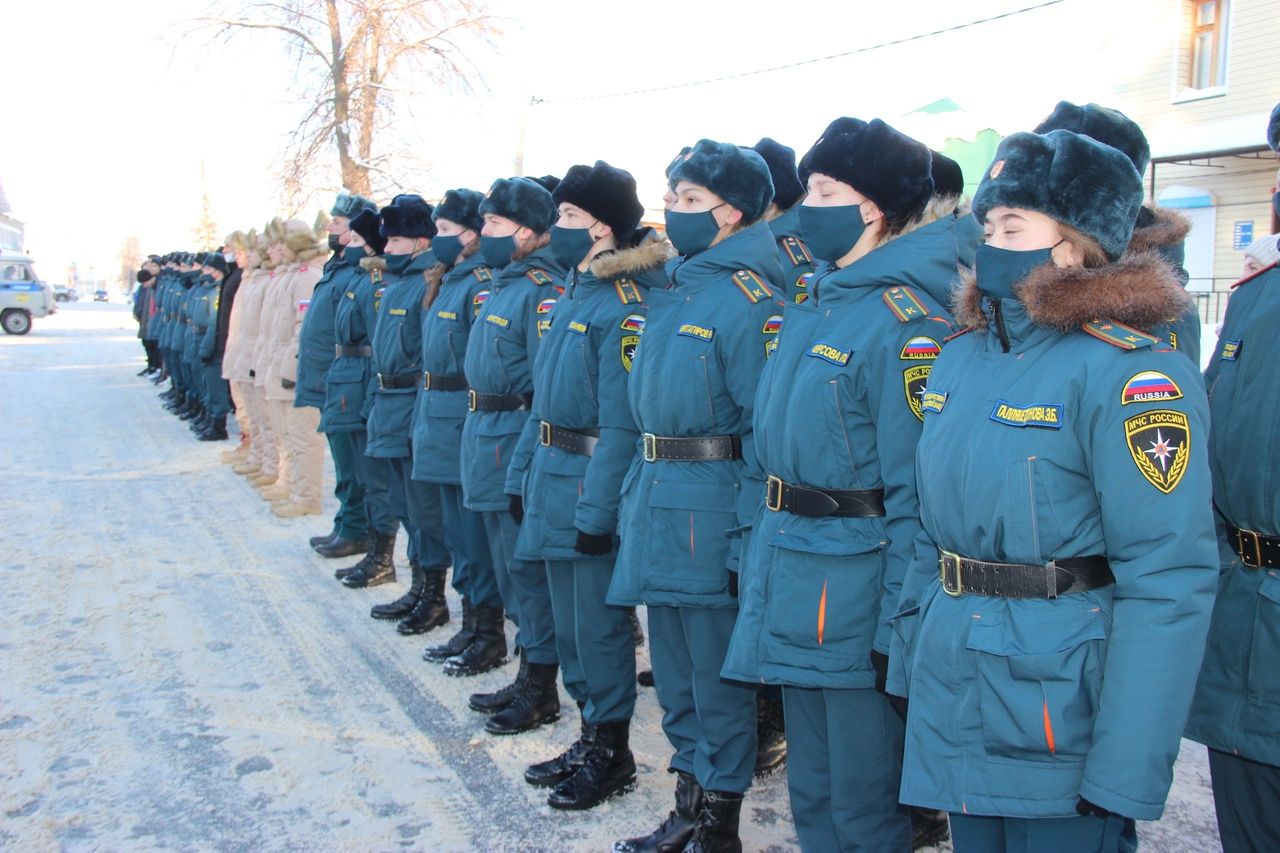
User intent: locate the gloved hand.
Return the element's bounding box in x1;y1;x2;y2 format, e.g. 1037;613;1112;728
1076;797;1113;819
727;570;739;598
574;529;614;556
508;494;524;525
871;650;909;721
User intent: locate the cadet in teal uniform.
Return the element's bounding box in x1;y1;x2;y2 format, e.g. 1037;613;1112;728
1033;101;1200;366
609;140;784;853
753;137;814;307
304;193;378;559
455;177;567;689
723;117;962;853
402;189;495;641
1184;105;1280;853
195;253;233;440
505;162;671;810
329;211;398;585
891;130;1217;852
346;196;451;603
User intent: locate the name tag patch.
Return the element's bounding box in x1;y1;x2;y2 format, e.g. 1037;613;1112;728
677;323;715;342
436;310;458;320
1121;371;1183;405
567;320;589;335
1221;340;1241;360
486;313;510;328
388;308;407;316
989;400;1063;429
920;390;948;414
807;342;850;366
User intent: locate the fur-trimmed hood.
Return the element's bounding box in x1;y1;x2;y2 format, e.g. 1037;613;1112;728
1128;205;1190;254
589;238;675;279
953;250;1192;334
359;256;387;273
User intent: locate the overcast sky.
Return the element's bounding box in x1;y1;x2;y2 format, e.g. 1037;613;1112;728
3;0;1127;284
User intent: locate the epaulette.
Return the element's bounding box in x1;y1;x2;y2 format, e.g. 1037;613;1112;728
731;269;774;304
369;269;383;285
781;236;814;268
614;278;643;305
883;286;928;322
526;268;554;286
1081;319;1158;350
473;267;492;283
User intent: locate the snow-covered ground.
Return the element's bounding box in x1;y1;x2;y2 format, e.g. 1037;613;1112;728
0;304;1220;851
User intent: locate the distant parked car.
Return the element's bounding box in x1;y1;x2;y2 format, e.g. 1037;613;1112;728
93;289;109;303
0;251;56;335
53;284;80;302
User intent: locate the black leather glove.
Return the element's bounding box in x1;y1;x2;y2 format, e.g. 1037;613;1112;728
728;570;739;598
574;529;613;556
507;494;524;525
870;650;909;721
1076;797;1113;819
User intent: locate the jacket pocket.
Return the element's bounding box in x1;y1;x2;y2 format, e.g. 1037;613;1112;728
1246;571;1280;708
966;606;1107;763
763;529;883;667
645;480;739;592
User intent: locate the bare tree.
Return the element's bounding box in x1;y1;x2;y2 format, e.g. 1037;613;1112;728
194;0;495;202
118;236;143;291
194;162;220;249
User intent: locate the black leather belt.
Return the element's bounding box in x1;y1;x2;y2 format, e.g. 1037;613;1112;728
468;390;533;412
335;344;373;358
424;372;467;392
540;421;599;456
766;476;885;518
377;372;419;389
194;326;208;335
1227;523;1280;569
641;433;742;462
281;378;296;390
939;550;1114;599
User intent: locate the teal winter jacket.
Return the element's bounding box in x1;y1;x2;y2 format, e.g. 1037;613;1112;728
322;256;382;433
366;251;435;458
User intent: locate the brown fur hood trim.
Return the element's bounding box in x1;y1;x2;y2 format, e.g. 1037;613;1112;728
1128;206;1190;253
952;250;1192;333
589;239;675;279
359;256;387;273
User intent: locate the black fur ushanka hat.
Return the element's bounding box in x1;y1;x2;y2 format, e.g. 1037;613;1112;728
668;138;774;223
378;194;437;239
799;117;934;222
552;161;644;239
480;177;557;234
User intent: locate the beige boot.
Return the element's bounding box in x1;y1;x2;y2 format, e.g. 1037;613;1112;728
261;484;290;502
273;502;322;518
249;472;276;487
233;461;259;475
221;443;249;464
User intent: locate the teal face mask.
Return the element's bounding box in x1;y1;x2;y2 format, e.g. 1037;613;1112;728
550;225;597;270
432;235;464;267
664;204;725;256
798;203;867;263
341;246;366;266
480;234;517;268
974;242;1060;300
384;252;414;276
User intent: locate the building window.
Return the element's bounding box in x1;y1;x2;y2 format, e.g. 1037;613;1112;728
1188;0;1228;90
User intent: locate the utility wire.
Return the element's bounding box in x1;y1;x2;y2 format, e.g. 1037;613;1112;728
529;0;1064;106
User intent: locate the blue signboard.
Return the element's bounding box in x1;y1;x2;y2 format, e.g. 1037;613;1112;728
1234;220;1254;251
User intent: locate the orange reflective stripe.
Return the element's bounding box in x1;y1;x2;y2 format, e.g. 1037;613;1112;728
817;579;828;646
1043;699;1056;754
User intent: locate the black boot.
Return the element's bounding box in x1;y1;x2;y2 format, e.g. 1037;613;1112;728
526;703;595;786
334;548;371;580
310;527;340;548
470;656;529;714
397;569;450;634
911;808;950;851
443;603;507;676
548;719;636;810
423;598;476;662
684;791;743;853
753;691;786;777
629;608;645;647
612;770;703;853
190;407;210;431
315;535;370;558
370;560;425;620
178;398;200;420
485;662;560;734
342;530;396;588
197;414;228;441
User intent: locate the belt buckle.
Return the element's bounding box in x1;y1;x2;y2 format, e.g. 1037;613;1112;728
467;389;478;412
377;373;387;390
766;475;783;512
1239;527;1263;569
939;550;963;596
642;433;657;462
539;421;552;447
422;371;431;390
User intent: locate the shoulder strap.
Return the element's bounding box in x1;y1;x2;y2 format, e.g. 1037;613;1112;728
882;285;929;323
1081;319;1159;350
614;278;643;305
731;269;774;303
